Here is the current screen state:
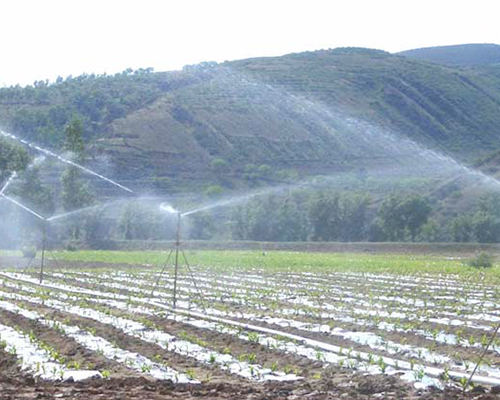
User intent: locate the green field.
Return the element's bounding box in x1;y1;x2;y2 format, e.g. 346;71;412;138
2;248;499;281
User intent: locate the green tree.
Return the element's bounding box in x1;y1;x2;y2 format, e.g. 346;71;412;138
118;201;175;240
308;193;341;241
472;211;500;243
210;158;229;173
0;138;30;181
60;118;94;239
189;212;216;240
0;140;31;247
61;166;94;212
229;193;307;242
416;219;442;242
339;194;370;241
448;215;474;242
377;194;431;241
400;196;432;240
14;167;54;216
63;117;85;162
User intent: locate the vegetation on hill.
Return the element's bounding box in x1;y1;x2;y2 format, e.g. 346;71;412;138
0;68;206;146
2;48;500;190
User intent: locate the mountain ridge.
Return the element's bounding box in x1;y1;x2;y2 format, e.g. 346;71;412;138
398;43;500;66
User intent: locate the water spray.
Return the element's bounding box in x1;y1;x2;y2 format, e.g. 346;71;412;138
179;187;292;218
0;194;47;282
1;194;45;221
0;129;133;194
47;198;128;222
0;172;17;196
0;129;134;278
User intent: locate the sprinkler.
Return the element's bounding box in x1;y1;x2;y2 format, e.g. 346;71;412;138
151;204;207;310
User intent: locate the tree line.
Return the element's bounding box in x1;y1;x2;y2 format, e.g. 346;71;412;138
191;190;500;244
2;119;500;245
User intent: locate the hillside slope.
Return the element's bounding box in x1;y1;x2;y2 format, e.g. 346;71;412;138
398;43;500;66
94;48;500;189
3;48;500;193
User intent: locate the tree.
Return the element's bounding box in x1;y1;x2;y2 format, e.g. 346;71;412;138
339;194;370;241
118;201;175;240
376;194;405;241
63;117;85;162
15;166;54;216
449;215;474;242
60;118;94;239
399;196;432;240
189;212;216;240
472;211;500;243
0;138;30;181
210;158;229;173
229;192;308;242
376;194;431;241
308;193;341;241
416;219;443;242
61;167;94;212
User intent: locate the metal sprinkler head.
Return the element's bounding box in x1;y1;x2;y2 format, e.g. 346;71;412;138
160;203;178;215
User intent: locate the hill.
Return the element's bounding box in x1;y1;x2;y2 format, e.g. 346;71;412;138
95;48;500;191
2;47;500;196
398;43;500;67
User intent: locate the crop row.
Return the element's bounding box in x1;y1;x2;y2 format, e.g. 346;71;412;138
3;269;500;390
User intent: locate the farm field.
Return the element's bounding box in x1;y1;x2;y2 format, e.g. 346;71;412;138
1;249;500;399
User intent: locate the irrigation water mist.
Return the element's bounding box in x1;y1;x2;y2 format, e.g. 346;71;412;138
0;194;45;221
0;129;133;194
0;172;17;196
179;186;292;218
0;156;47;198
213;67;500;194
160;203;178;215
46;198;131;222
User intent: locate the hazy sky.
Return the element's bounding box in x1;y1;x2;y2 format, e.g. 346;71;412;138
1;0;498;87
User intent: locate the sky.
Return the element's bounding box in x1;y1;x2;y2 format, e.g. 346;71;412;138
0;0;498;87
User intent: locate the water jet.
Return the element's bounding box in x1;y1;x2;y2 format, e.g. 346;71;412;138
0;129;133;194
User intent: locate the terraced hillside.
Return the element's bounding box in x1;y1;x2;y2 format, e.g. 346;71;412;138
2;47;500;192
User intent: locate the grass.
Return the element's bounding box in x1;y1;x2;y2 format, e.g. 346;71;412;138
4;248;500;280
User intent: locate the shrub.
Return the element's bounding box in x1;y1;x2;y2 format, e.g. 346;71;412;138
21;245;36;258
467;252;494;269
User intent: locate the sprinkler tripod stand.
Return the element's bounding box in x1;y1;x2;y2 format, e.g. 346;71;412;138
22;219;62;283
149;213;207;311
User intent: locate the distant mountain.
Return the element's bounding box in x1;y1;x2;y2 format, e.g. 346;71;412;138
398;43;500;67
2;47;500;195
